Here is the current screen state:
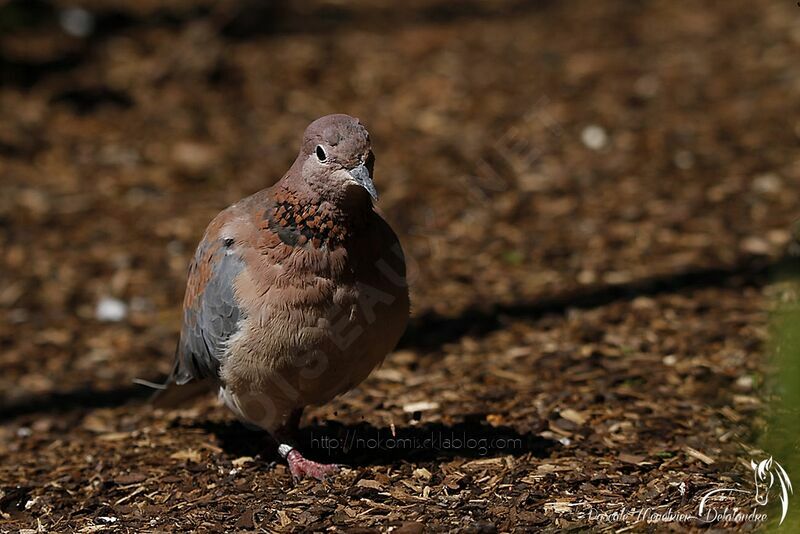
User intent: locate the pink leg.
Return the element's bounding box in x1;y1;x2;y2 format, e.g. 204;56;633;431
279;444;339;481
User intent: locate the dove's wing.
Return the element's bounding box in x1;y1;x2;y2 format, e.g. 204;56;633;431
171;209;246;385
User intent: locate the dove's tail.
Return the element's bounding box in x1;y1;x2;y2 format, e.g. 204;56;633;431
134;355;213;408
139;344;215;408
149;380;213;408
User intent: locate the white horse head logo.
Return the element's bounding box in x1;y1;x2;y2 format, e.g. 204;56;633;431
699;455;793;525
750;457;793;523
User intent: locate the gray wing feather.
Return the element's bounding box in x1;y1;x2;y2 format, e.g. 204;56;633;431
173;241;244;385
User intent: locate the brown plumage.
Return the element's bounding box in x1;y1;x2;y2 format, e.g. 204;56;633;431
156;114;409;479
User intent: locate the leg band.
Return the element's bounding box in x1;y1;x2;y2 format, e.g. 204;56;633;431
278;443;294;459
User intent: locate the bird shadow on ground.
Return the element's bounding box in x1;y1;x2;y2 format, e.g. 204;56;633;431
190;416;557;467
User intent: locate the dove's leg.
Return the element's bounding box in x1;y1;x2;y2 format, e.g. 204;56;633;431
278;443;339;480
276;408;340;481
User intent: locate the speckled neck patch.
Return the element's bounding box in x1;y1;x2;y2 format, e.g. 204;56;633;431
266;190;352;250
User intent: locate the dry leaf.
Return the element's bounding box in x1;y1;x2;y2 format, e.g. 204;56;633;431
619;453;646;465
413;468;432;482
356;479;384;490
559;408;587;425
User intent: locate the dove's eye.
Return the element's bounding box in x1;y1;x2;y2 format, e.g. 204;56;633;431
315;145;327;162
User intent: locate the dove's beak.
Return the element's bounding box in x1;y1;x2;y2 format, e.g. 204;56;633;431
347;163;378;201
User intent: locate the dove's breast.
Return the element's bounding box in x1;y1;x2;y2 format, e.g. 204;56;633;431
218;211;409;432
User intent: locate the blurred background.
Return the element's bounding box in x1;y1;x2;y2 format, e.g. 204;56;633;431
1;0;798;530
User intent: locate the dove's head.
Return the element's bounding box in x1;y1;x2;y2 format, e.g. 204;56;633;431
297;114;377;203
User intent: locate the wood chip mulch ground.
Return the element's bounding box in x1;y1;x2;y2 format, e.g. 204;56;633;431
1;0;799;531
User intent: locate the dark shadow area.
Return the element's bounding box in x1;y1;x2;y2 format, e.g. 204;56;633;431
217;0;554;39
399;255;794;351
0;54;85;89
0;384;151;422
0;0;553;88
50;86;134;114
0;255;794;421
0;485;32;520
191;416;556;466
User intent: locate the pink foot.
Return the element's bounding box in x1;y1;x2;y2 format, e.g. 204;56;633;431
283;447;339;481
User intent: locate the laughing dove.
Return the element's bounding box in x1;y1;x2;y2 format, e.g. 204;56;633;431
157;114;410;479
